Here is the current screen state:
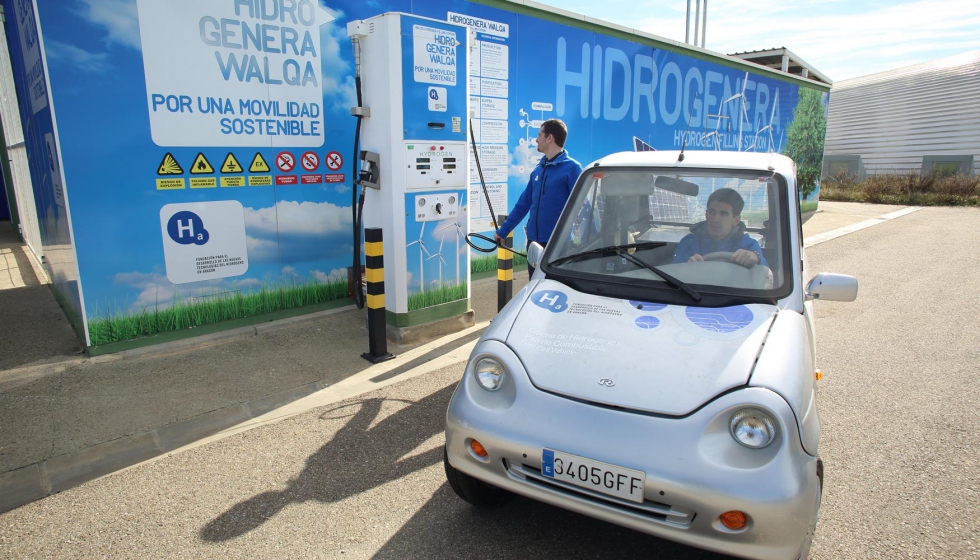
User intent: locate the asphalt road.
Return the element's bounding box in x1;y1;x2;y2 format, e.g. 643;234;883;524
1;207;977;559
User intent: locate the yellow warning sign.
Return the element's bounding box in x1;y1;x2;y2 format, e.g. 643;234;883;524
248;175;273;186
157;153;183;175
156;178;185;190
249;152;271;173
220;176;245;187
220;152;243;174
190;177;217;189
190;153;214;174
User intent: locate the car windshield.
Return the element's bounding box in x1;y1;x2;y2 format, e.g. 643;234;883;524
545;167;792;300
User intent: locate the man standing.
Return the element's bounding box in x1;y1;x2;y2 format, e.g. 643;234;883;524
493;119;583;276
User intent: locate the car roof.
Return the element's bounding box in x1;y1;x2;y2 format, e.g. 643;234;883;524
590;150;796;182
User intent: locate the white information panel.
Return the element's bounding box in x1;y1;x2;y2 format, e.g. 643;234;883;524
413;25;458;86
160;201;249;284
450;12;511;230
136;0;333;147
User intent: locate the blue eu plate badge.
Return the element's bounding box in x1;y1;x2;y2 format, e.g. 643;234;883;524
542;449;555;476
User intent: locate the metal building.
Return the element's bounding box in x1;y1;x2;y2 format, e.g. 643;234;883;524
823;50;980;178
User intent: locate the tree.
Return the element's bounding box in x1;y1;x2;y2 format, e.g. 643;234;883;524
783;88;827;199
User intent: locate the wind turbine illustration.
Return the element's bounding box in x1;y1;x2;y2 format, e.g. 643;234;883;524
757;90;780;153
406;222;431;292
435;218;465;285
426;237;448;287
703;113;730;151
721;72;751;151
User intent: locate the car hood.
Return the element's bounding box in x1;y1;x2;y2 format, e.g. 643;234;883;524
506;280;777;415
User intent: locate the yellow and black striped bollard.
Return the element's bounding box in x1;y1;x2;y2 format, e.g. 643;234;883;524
497;214;513;312
362;227;394;363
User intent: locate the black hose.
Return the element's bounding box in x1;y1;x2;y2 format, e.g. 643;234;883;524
352;75;365;309
465;232;527;258
465;119;526;258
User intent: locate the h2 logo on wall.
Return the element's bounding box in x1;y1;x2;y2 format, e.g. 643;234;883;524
167;211;210;245
159;201;249;285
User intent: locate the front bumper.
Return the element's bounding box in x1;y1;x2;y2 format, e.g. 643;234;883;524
446;340;819;560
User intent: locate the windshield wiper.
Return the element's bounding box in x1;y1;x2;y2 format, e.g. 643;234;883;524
548;242;667;267
548;241;702;302
616;250;701;302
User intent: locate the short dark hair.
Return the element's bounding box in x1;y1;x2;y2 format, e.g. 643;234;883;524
707;188;745;217
541;119;568;147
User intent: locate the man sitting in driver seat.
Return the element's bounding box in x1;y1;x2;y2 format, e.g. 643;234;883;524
672;188;767;267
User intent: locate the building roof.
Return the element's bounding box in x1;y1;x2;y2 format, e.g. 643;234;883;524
728;47;832;86
832;49;980;90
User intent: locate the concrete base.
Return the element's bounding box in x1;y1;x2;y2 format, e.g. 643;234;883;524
386;310;476;345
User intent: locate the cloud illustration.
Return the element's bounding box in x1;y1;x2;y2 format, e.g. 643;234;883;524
45;41;111;73
110;270;260;312
74;0;141;51
245;200;353;264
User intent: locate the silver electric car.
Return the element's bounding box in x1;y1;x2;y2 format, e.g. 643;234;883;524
444;151;858;560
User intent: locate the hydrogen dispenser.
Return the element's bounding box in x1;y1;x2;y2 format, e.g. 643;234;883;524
348;14;474;342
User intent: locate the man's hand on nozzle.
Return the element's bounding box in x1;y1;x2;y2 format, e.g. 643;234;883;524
493;232;504;244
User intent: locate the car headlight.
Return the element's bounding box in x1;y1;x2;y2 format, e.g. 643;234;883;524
474;357;505;391
729;408;776;449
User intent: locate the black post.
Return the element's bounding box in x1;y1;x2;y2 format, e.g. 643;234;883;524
362;228;394;363
496;214;513;312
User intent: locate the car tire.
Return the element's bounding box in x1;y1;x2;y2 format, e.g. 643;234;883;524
444;446;514;507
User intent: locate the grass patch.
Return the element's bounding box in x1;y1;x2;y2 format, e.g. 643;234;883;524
407;282;467;311
800;199;819;213
471;250;527;274
88;276;349;346
820;171;980;206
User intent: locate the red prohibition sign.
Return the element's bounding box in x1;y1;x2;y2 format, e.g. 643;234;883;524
276;151;296;172
325;151;344;171
301;151;320;171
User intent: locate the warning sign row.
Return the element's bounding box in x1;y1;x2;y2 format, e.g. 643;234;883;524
157;151;344;176
156;173;347;191
157;152;270;175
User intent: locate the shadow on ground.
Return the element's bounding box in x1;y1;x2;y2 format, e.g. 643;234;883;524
199;384;455;541
200;382;734;560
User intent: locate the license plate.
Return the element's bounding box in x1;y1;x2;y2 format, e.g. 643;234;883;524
542;449;645;503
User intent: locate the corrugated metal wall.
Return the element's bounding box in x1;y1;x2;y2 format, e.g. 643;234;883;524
824;50;980;175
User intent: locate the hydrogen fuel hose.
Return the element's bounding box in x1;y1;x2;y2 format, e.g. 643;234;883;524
351;40;366;309
466;119;527;259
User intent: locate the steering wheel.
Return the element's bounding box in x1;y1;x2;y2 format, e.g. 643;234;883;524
702;251;735;262
702;251;760;269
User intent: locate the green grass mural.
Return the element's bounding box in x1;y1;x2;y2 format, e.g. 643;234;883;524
470;251;528;274
89;276;349;346
407;282;467;311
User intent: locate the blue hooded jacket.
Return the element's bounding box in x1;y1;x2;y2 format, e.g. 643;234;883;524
672;221;768;266
496;150;583;245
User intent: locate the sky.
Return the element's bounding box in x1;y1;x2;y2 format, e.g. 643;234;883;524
535;0;980;82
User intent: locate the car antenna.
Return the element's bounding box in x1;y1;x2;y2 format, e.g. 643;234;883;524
677;91;699;162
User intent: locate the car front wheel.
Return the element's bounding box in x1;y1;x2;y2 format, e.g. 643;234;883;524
444;446;513;507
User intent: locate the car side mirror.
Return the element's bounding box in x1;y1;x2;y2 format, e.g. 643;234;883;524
806;273;858;302
527;242;545;270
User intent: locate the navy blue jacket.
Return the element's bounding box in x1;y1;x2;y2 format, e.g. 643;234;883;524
496;150;583;245
672;221;768;266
